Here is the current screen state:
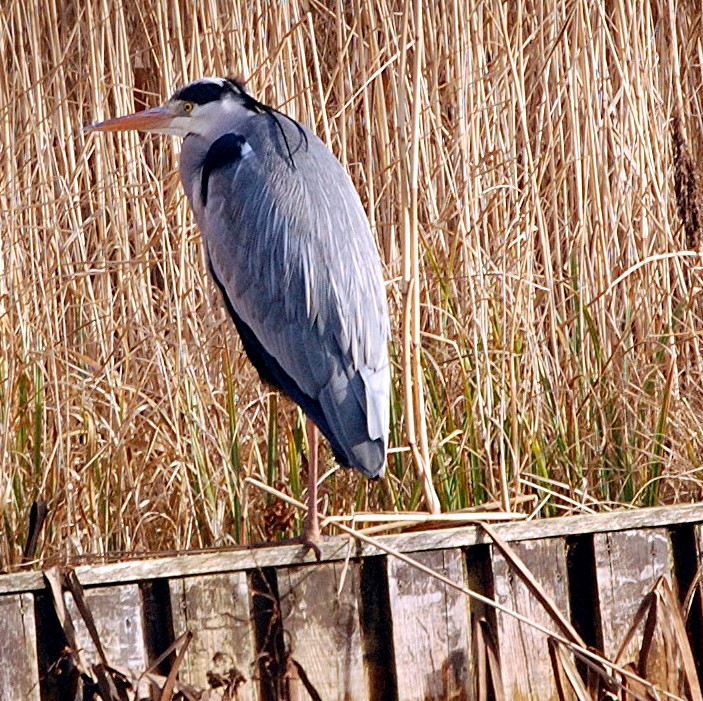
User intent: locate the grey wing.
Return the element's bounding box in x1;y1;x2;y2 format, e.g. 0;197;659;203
199;127;390;476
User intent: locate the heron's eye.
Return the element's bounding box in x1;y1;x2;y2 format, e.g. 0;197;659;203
183;101;195;114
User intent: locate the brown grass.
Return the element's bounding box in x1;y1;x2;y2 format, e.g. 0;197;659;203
2;0;703;568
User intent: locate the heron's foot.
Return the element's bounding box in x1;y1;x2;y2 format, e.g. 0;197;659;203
298;535;322;561
276;531;322;559
269;516;322;559
300;515;322;561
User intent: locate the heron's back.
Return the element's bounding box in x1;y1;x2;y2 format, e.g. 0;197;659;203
181;111;390;477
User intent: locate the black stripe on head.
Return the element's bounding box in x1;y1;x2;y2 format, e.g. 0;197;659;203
173;79;235;106
225;76;248;94
225;77;262;112
177;77;307;169
201;132;247;206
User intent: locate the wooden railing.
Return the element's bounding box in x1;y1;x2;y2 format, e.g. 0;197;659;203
2;502;703;700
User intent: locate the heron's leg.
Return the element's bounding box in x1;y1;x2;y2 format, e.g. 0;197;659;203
304;418;321;548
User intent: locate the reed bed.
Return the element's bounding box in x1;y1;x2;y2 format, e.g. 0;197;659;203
1;0;703;568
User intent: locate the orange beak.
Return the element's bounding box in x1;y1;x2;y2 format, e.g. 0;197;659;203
85;105;174;133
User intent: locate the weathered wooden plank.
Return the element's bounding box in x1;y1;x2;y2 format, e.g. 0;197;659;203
0;593;40;701
593;528;673;662
65;583;148;674
2;503;702;594
169;572;257;700
690;525;703;673
387;549;470;701
491;537;571;701
277;560;367;701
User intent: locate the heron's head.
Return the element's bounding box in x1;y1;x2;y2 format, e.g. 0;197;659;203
86;77;255;138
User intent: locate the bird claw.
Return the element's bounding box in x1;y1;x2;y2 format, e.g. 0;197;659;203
301;535;322;562
299;519;322;561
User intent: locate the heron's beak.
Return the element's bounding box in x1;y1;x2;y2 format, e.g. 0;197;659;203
85;105;175;133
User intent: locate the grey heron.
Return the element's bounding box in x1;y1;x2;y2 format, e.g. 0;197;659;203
87;77;390;550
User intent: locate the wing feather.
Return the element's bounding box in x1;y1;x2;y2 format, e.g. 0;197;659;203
186;117;389;475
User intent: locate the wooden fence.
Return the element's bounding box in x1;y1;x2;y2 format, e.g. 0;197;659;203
2;502;703;701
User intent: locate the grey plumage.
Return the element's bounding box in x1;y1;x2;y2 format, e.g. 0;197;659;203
91;78;390;477
184;103;389;476
87;76;390;484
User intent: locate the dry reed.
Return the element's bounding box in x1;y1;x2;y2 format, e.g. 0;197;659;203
1;0;703;568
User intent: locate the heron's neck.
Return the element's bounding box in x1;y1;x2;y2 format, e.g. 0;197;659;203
179;133;211;208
